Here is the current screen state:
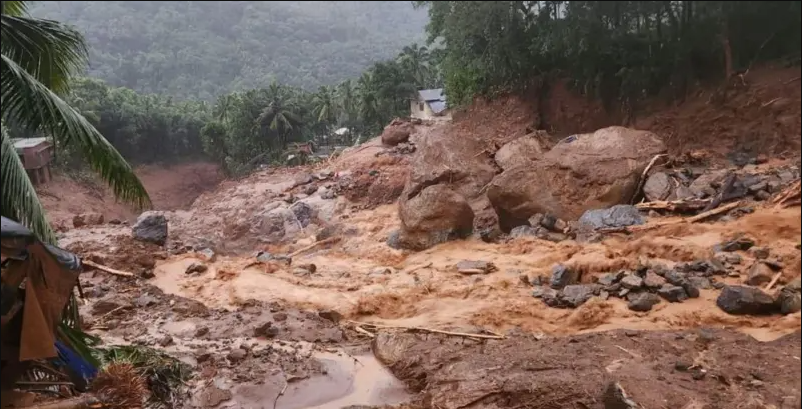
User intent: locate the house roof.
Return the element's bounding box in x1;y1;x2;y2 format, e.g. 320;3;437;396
429;100;448;114
11;137;49;151
417;88;445;103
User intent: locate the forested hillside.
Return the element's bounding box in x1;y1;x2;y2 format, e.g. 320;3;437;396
29;1;428;99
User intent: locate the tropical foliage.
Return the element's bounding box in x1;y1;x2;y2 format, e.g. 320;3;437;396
414;1;801;108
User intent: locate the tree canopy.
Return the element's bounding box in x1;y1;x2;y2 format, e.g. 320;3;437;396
29;1;429;100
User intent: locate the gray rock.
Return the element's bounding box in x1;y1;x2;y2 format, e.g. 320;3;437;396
227;348;248;362
715;237;755;252
603;382;642;409
620;274;644;290
560;284;596;308
550;264;578;289
643;271;666;289
255;251;292;265
664;270;699;298
510;225;541;238
185;261;208;275
749;247;770;260
716;285;777;315
304;184;319;195
687;276;712;290
290;201;315;227
643;172;673;201
714;252;742;265
197;248;216;262
597;272;623;287
628;293;661;312
320;188;337;200
747;180;768;193
783;277;801;293
254;322;279;338
745;262;774;287
778;291;802;315
318;309;343;323
293;173;313;186
132;211;168;245
532;286;558;299
386;230;402;249
754;190;771;201
658;284;688;302
578;205;645;230
136;294;159;307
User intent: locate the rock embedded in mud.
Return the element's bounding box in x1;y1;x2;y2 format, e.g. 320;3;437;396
597;271;625;287
658;284;688;303
509;225;541;238
293;172;314;187
714;252;742;265
550;264;579;289
158;334;173;347
532;286;558;299
643;172;673;202
745;262;775;286
493;132;545;171
317;309;343;323
290;201;315;227
195;326;210;337
396;184;475;251
643;271;666;289
253;322;279;338
559;284;597;308
687;276;712;290
749;247;770;260
72;212;104;228
185;261;208;275
716;237;755;252
227;348;248;362
716;285;777;315
778;291;802;315
620;274;644;290
132;211;169;245
602;381;642;409
664;270;700;298
627;293;661;312
578;205;645;230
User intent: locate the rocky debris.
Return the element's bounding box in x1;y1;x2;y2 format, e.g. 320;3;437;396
317;309;343;323
72;212;104;228
531;286;559;300
293;172;314;187
380;118;414;146
550;264;579;289
290;201;315;227
255;251;292;265
777;277;802;315
253;321;279;338
620;274;644;290
185;261;208;275
396;184;475;250
196;247;216;262
578;205;645;230
657;284;688;302
303;184;318;195
627;292;661;312
687;276;712;290
643;172;674;202
488;126;666;227
455;260;497;275
749;246;770;260
227;348;248;362
603;382;643;409
320;187;337;200
493;132;546;171
132;211;168;245
715;236;755;252
714;252;742;266
643;271;666;289
745;261;775;286
716;285;777;315
556;284;598;308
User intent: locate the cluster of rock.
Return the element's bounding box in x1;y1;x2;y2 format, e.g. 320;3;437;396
643;164;800;203
531;262;716;311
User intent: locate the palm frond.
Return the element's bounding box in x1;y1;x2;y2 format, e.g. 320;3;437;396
0;9;89;94
1;54;151;209
0;1;28;16
0;123;57;244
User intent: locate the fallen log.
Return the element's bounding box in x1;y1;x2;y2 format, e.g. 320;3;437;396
347;320;505;340
773;179;801;209
636;199;712;212
81;260;134;277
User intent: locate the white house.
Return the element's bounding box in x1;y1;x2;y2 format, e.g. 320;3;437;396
410;88;448;120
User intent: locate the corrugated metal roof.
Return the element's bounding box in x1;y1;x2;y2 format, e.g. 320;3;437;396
11;137;49;150
429;100;448;114
417;88;445;102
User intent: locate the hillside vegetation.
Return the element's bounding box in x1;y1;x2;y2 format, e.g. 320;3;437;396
29;1;428;99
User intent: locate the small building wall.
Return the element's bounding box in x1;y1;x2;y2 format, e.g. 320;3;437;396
410;99;437;120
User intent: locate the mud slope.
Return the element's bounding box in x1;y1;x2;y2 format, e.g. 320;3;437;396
39;162;223;227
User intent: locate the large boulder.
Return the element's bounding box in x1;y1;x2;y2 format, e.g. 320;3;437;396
716;285;777;315
487;126;665;229
132;211;168;245
396;184;474;250
380;118;414;146
494;132;546;171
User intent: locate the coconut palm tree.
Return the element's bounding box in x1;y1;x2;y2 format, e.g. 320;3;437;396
1;1;151;244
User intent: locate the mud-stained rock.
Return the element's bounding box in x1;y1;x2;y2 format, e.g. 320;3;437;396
716;285;777;315
396;184;474;250
488;127;665;227
72;212;104;228
642;172;673;202
373;329;802;409
290;201;315;227
132;211;168;245
579;205;645;230
745;262;774;286
380;118;414;146
494;132;546;171
628;292;661;312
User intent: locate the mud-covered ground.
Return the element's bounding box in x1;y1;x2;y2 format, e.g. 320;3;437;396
50;65;802;408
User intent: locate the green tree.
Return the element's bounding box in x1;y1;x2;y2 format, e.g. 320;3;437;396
1;1;150;242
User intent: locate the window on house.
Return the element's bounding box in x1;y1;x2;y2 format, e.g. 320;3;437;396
418;102;424;111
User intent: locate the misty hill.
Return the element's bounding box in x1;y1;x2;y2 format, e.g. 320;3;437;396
30;1;428;99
